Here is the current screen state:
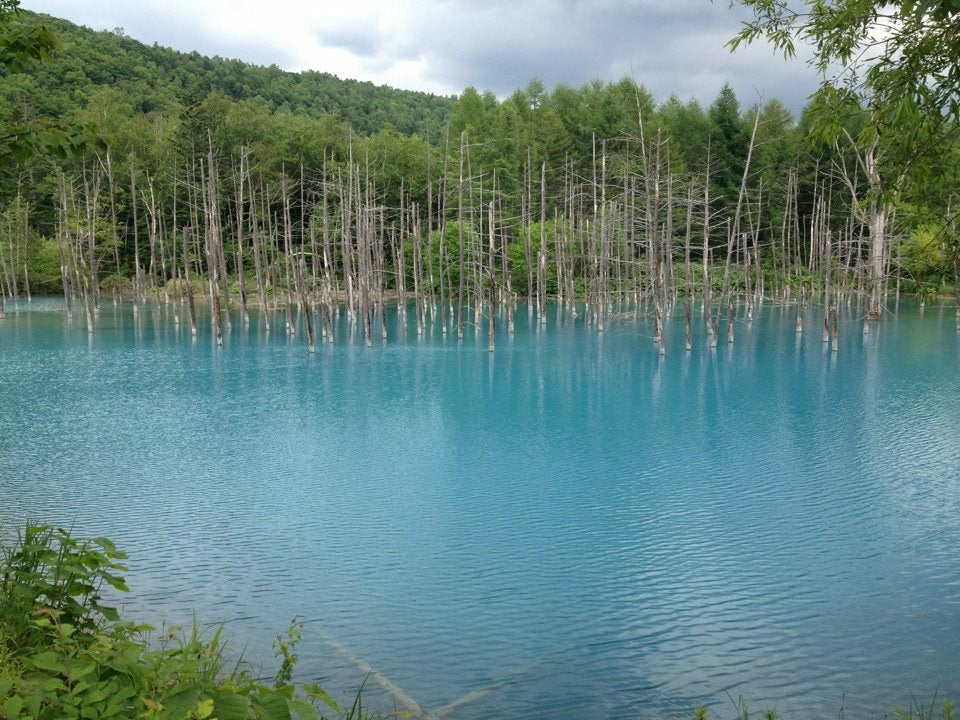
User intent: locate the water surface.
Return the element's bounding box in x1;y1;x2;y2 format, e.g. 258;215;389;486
1;297;959;719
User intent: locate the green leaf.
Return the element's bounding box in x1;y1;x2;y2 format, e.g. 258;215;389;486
92;536;119;554
195;698;215;719
100;572;129;592
256;691;292;720
81;680;108;703
160;687;200;720
2;696;24;717
213;693;249;720
289;697;318;720
301;684;340;713
23;693;41;718
96;604;121;622
70;659;98;680
42;676;67;692
274;685;295;700
29;650;66;673
102;701;129;719
110;684;136;703
57;623;76;638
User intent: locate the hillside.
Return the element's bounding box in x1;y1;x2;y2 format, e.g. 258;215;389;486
4;11;456;140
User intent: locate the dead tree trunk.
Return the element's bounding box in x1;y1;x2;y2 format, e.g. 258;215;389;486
684;183;694;351
82;162;101;311
201;146;223;346
102;152;121;304
321;154;334;341
129;162;144;302
457;132;466;339
488;198;496;352
523;151;533;311
863;142;888;321
249;174;270;331
281;174;296;337
207;138;231;330
182;227;198;336
703;148;714;341
539;161;548;324
835;133;892;321
235;149;250;325
340;167;355;318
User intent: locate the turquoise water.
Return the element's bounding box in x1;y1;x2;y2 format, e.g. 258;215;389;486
1;297;959;719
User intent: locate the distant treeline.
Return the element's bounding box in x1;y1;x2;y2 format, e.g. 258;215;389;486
0;9;957;319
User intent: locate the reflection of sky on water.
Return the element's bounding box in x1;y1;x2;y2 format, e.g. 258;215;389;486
1;298;959;720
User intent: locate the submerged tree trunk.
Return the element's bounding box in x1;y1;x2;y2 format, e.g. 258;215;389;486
866;199;887;321
235;150;250;326
182;227;198;336
831;306;839;352
862;141;889;321
249;175;270;331
539;161;548;325
82;162;101;311
129;162;143;302
56;177;73;318
457;132;466;340
702;147;714;342
836;134;890;322
488;199;496;352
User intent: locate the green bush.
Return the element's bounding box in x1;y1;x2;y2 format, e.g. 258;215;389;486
899;224;948;284
0;523;349;720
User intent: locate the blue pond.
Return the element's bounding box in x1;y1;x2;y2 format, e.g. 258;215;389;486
1;297;959;719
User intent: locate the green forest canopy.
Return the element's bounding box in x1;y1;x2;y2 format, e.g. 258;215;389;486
0;6;957;300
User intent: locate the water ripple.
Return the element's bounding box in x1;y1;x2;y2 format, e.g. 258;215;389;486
1;300;959;719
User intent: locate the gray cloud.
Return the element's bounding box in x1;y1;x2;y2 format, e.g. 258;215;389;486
422;0;815;108
379;0;818;111
314;27;385;59
22;0;820;114
26;0;304;67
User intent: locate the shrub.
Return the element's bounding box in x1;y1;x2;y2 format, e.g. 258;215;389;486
0;523;345;720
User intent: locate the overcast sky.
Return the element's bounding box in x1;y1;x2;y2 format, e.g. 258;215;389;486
21;0;819;114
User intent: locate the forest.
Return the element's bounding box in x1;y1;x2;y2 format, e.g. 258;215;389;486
1;6;958;347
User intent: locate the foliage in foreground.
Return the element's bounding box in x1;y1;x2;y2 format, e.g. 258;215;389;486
0;523;353;720
2;524;958;720
701;694;957;720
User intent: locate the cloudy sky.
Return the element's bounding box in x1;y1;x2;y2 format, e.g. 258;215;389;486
22;0;820;113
